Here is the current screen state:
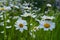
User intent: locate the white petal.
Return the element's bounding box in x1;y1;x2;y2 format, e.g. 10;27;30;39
47;4;52;7
22;20;27;25
16;28;19;30
23;26;27;30
6;19;10;23
1;31;4;33
16;19;27;25
6;26;12;29
32;15;36;18
50;24;55;28
15;25;20;28
49;27;53;31
38;25;44;28
44;28;49;31
40;20;45;24
19;28;24;32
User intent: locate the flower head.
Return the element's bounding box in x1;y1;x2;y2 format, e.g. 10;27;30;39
0;6;11;11
41;15;55;20
21;1;31;10
21;12;36;18
47;3;52;7
38;20;55;31
15;18;27;32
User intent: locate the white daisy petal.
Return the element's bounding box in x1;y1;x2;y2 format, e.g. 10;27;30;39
22;20;27;25
38;25;44;28
19;28;24;32
1;31;4;33
23;26;27;30
41;15;55;20
49;27;53;31
6;26;12;29
44;28;49;31
16;28;19;30
47;4;52;7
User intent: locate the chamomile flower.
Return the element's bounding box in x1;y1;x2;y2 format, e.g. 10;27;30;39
15;18;27;32
22;1;29;6
22;6;31;10
10;4;19;9
0;6;11;11
13;16;19;19
20;1;31;10
4;6;11;10
47;3;52;7
21;12;36;18
38;20;55;31
41;15;55;20
14;6;19;9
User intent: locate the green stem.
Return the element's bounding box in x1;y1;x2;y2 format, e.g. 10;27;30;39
3;11;7;40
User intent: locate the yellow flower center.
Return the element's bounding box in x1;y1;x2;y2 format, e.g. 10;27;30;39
19;24;24;28
44;23;50;28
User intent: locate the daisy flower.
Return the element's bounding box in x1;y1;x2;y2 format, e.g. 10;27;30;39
21;12;36;18
4;6;11;10
13;16;19;19
15;18;27;32
47;3;52;7
22;1;29;6
41;15;55;20
10;4;19;9
0;6;11;11
20;1;32;10
22;6;31;10
38;20;55;31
